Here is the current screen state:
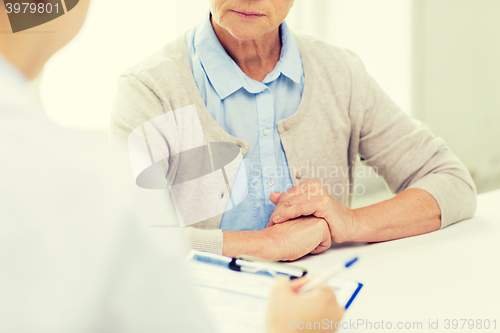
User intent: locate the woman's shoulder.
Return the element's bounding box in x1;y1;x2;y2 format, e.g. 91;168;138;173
120;35;192;84
292;32;367;74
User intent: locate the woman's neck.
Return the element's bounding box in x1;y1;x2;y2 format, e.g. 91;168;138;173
211;17;281;82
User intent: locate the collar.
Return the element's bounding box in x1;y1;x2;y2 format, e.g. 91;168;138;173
194;12;303;100
0;52;28;91
0;52;40;118
263;21;302;85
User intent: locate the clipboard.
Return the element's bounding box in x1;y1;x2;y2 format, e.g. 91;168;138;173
187;250;363;333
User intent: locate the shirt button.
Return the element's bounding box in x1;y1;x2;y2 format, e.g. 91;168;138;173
284;124;291;131
268;179;275;186
296;173;302;179
263;129;269;136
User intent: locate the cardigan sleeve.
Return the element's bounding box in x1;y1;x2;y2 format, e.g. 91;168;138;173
110;75;166;145
350;52;477;228
110;75;224;253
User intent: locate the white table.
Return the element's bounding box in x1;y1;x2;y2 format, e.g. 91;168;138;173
294;190;500;332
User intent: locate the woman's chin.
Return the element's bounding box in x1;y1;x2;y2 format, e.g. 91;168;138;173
226;27;269;41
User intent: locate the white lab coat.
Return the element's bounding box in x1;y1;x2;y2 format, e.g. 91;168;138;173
0;53;215;333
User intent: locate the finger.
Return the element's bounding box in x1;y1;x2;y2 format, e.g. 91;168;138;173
307;284;337;301
269;192;283;205
310;240;331;254
290;275;315;292
268;183;319;222
269;192;303;223
270;275;293;295
272;195;325;224
314;284;341;307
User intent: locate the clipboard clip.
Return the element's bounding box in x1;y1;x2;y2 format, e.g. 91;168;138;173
228;255;307;280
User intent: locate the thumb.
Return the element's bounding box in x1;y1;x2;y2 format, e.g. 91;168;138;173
290;275;315;293
270;192;282;205
271;275;293;295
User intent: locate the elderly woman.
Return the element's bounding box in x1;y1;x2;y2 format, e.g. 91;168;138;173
111;0;476;260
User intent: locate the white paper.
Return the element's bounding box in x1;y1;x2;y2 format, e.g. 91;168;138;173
187;252;361;333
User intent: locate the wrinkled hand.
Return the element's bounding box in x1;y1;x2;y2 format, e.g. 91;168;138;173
264;216;331;261
267;276;343;333
268;180;356;243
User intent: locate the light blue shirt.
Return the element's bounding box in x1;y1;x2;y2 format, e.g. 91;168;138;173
185;14;304;231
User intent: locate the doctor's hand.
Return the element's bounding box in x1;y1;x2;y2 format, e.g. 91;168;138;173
268;180;357;244
267;276;343;333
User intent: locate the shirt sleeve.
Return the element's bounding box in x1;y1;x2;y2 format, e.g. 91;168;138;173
183;227;224;254
350;51;477;228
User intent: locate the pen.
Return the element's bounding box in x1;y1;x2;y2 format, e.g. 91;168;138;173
299;257;358;294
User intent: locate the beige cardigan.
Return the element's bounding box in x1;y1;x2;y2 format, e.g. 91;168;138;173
110;33;477;253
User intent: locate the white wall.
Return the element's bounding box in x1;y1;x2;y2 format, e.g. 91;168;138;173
288;0;413;114
413;0;500;193
40;0;179;129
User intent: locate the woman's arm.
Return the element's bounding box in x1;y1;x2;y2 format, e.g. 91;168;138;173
223;216;331;261
268;50;476;242
269;184;440;243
